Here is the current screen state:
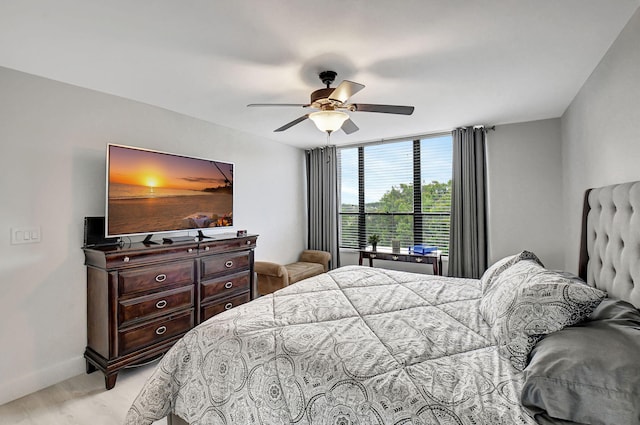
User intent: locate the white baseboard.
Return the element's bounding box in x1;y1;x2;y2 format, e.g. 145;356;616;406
0;355;85;405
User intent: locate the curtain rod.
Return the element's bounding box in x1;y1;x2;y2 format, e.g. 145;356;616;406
338;129;452;149
468;125;496;131
337;125;495;149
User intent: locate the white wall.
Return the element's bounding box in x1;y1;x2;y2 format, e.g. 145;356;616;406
561;7;640;272
0;66;306;404
486;119;565;270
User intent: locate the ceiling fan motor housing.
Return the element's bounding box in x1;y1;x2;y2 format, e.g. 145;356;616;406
310;88;337;109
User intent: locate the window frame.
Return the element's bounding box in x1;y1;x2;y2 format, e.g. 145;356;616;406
338;134;452;254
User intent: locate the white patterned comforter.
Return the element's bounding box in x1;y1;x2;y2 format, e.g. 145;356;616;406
125;265;536;425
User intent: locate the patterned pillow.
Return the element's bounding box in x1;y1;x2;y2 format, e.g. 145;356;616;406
480;250;543;294
480;260;606;370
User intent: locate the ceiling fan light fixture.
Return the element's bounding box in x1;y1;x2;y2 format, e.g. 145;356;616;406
309;110;349;133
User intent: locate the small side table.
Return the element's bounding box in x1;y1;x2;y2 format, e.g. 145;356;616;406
358;248;442;275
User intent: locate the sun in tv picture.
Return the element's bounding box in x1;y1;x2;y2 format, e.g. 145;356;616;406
107;145;233;236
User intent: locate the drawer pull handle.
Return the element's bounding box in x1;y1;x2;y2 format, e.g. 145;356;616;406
416;258;423;263
187;248;193;253
155;300;167;309
370;254;376;259
246;240;251;245
155;274;167;283
225;260;234;268
224;281;233;289
205;246;210;251
123;256;130;263
392;256;399;261
225;303;233;310
155;326;167;335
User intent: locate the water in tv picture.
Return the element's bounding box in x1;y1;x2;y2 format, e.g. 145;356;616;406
106;144;234;237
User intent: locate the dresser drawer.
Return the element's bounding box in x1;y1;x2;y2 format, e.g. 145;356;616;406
200;271;250;303
104;245;198;269
200;251;250;279
201;293;250;322
199;235;257;254
118;260;195;295
118;286;194;327
118;310;193;355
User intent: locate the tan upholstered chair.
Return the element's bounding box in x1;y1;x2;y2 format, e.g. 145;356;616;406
255;250;331;296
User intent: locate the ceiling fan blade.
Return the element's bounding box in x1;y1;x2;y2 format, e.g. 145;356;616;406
274;114;309;132
248;103;309;107
341;118;359;134
328;80;365;103
352;104;415;115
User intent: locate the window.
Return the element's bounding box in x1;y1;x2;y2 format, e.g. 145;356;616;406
338;134;452;254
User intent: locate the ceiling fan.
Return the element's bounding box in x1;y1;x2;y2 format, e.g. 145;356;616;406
247;70;415;134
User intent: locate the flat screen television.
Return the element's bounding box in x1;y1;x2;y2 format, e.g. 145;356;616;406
106;144;234;239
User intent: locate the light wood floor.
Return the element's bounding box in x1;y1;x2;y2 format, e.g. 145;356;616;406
0;362;166;425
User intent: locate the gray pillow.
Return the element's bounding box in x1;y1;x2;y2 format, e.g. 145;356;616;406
480;260;606;370
480;250;543;294
522;299;640;425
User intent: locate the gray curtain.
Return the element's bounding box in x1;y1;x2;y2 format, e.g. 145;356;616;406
305;146;339;269
448;127;487;278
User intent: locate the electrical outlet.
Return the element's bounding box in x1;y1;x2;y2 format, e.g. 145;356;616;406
10;226;41;244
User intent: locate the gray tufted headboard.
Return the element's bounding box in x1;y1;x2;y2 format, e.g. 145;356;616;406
579;181;640;309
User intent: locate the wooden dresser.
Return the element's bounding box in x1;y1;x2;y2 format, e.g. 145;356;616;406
83;234;257;389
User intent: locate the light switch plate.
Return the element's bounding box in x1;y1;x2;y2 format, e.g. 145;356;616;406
11;226;41;244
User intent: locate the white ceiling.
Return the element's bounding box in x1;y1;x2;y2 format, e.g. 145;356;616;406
1;1;639;148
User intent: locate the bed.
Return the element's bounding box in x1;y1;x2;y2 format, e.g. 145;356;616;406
125;181;640;425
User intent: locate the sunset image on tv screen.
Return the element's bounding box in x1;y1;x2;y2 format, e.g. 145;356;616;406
107;145;233;236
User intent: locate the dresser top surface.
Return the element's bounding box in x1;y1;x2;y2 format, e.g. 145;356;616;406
83;233;258;255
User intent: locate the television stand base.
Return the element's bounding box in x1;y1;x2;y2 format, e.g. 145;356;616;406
163;235;197;244
197;230;215;241
142;234;158;245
